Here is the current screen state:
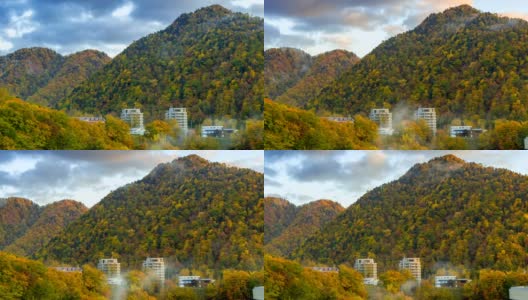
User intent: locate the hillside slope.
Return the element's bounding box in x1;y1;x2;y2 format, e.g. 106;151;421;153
40;155;264;271
0;198;87;258
4;200;87;257
298;155;528;273
315;5;528;125
272;49;360;108
0;94;133;150
264;197;298;244
264;99;378;150
265;48;313;100
265;198;344;258
62;5;264;123
0;48;110;106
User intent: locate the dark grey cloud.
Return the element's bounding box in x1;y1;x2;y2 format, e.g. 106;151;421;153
265;177;282;188
265;0;404;36
0;0;263;56
265;0;394;17
0;152;16;164
264;166;278;177
284;192;313;204
264;0;474;54
264;21;316;49
286;152;405;193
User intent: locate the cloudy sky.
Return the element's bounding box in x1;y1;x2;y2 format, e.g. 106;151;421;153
265;0;528;57
0;0;263;57
0;151;263;207
265;151;528;207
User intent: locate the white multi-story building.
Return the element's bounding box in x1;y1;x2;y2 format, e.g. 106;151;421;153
202;126;224;138
53;267;82;273
369;109;394;135
435;276;457;287
165;107;188;135
121;108;145;135
253;286;264;300
399;257;421;282
510;286;528;300
354;258;378;285
97;258;121;285
178;276;201;288
76;116;105;123
415;108;437;135
310;266;339;273
323;117;354;123
143;257;165;284
450;126;472;138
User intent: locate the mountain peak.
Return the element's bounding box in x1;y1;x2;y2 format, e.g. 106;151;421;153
67;49;110;60
308;199;344;210
400;155;467;183
175;154;210;166
169;4;232;29
429;154;466;164
0;197;35;208
444;4;480;15
415;4;480;34
195;4;232;15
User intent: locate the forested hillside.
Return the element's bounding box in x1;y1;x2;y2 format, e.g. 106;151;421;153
0;89;133;149
40;155;264;272
2;200;87;257
28;50;111;107
0;251;108;299
264;197;298;244
62;5;264;123
265;48;313;100
265;48;359;108
264;99;378;150
315;5;528;125
265;255;367;300
265;198;344;258
0;47;110;106
297;155;528;273
0;198;40;249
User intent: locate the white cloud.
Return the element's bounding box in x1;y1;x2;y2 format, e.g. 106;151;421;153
231;0;262;9
4;10;38;38
0;37;14;51
112;2;135;19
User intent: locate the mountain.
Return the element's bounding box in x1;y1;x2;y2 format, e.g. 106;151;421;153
265;48;313;100
0;47;110;106
40;155;264;271
62;5;264;123
264;198;344;257
0;48;64;100
297;155;528;273
4;200;88;257
0;198;40;249
264;99;378;150
265;48;360;108
28;50;111;107
314;5;528;125
0;93;133;150
264;197;297;244
0;198;87;257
